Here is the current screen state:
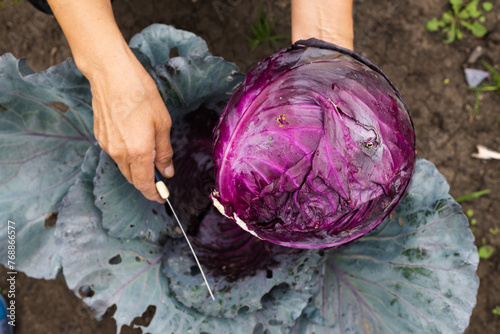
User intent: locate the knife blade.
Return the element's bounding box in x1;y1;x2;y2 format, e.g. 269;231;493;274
154;168;215;300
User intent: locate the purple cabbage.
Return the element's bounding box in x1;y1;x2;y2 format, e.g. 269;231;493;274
212;39;416;249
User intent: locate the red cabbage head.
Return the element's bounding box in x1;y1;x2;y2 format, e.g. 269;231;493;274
211;39;416;249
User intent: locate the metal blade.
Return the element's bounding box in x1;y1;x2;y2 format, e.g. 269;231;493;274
166;198;215;300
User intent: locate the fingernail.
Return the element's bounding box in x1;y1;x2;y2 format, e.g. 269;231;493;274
163;164;174;178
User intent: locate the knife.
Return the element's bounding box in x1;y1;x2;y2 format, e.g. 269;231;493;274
154;168;215;300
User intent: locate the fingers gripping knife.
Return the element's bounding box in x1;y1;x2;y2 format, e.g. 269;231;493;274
154;168;215;300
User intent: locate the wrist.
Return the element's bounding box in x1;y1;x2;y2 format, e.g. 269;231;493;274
291;0;354;50
293;30;354;50
73;37;132;81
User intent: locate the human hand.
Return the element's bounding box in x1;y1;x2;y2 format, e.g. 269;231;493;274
47;0;173;202
291;0;354;50
87;51;174;203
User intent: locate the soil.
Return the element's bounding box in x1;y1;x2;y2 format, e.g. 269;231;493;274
0;0;499;333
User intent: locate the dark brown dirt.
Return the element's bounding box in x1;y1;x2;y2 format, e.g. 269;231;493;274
0;0;498;333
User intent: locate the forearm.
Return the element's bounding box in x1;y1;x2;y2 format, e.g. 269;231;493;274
291;0;354;50
47;0;131;80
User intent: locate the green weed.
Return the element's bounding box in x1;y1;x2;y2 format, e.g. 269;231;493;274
489;227;499;235
245;6;290;51
468;61;500;114
478;237;494;259
426;0;493;43
478;245;494;259
466;209;478;225
455;189;491;203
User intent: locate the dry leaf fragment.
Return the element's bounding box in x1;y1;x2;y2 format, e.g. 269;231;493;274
472;145;500;160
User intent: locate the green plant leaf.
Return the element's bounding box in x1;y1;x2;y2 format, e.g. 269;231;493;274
146;282;311;334
291;159;479;333
0;54;94;279
464;0;482;18
426;18;442;31
93;150;177;241
246;6;288;51
459;9;470;19
450;0;463;6
470;21;488;37
455;189;491;202
442;22;457;43
129;24;210;66
54;147;174;328
450;0;463;14
482;1;493;11
481;60;500;80
151;56;244;114
442;11;455;23
478;245;494;259
251;24;260;38
461;19;488;37
493;306;500;315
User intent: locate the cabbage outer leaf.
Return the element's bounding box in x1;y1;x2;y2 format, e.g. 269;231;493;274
0;54;94;279
56;145;171;328
129;23;210;66
290;159;479;334
94;150;177;241
163;220;322;318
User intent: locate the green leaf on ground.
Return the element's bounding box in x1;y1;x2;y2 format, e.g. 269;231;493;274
489;228;499;235
426;18;442;31
469;21;488;37
455;189;491;202
482;2;493;11
478;245;494;259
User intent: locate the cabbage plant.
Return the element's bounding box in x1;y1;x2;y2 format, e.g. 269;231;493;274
0;24;479;334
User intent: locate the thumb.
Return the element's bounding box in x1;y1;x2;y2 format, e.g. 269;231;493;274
155;116;174;178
